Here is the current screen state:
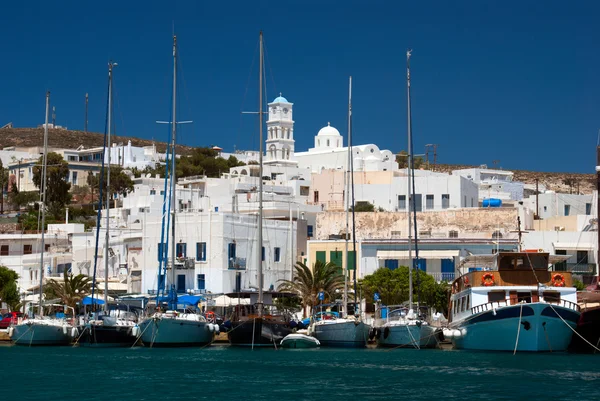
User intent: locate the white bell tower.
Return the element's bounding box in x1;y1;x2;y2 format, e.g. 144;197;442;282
265;94;297;166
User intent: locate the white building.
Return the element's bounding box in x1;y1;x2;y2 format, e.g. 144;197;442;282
522;192;593;220
452;167;524;201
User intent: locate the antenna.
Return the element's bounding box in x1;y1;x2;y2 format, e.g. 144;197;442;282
52;106;56;126
85;93;89;132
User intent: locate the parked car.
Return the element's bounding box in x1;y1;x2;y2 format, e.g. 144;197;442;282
0;312;24;329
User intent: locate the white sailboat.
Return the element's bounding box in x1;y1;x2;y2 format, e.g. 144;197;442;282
373;50;439;349
11;92;78;346
137;35;216;347
308;77;370;348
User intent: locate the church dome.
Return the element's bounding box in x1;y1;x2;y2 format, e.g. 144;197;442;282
317;122;341;137
272;95;288;103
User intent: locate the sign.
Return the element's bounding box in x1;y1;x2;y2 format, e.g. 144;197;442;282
374;292;380;302
318;291;325;301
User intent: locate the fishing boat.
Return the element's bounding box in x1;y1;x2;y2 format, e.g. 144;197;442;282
444;246;580;352
308;77;370;348
137;35;214;347
227;33;297;347
11;92;78;346
372;50;440;349
281;333;320;349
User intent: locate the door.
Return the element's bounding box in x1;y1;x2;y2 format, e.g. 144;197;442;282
235;272;242;292
441;259;455;281
414;258;426;272
177;274;186;293
384;259;399;270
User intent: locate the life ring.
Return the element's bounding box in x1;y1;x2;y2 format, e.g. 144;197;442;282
481;273;495;287
205;311;216;323
552;273;565;287
463;276;470;286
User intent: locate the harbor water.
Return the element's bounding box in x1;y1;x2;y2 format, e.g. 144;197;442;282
1;345;598;401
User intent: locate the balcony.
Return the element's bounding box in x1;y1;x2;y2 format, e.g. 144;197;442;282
566;263;596;274
228;257;247;270
428;272;456;283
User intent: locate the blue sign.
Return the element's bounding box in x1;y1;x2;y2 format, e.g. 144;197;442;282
374;292;380;302
318;291;325;301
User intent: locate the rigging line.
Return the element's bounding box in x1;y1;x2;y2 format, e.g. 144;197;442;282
90;71;111;310
112;74;128;139
262;39;278;99
513;301;524;355
175;48;195;147
236;39;260;153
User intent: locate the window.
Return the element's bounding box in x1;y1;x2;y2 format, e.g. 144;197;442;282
464;195;467;207
409;194;422;212
307;225;314;238
488;291;506;303
158;243;165;261
274;247;281;262
300;186;310;196
72;171;78;185
228;243;236;260
577;250;589;265
316;251;326;264
314;191;319;203
426;194;434;209
23;244;32;255
150;189;156;195
442;194;450;209
564;204;570;216
384;259;399;270
327;139;330;147
449;230;458;238
543;291;561;304
471;198;474;207
197;274;205;290
586;203;592;215
176;243;187;258
398;195;406;210
0;245;7;256
262;246;265;262
330;250;343;274
492;231;503;239
196;242;206;261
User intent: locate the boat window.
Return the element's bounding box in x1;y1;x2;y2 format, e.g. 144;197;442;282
543;291;561;304
466;294;470;311
488;291;506;303
517;292;532;303
460;297;465;312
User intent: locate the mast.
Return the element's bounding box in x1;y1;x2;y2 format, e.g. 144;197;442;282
343;77;351;316
350;77;358;301
38;91;50;317
105;61;116;310
406;50;413;309
257;31;264;316
408;50;421;307
170;35;178;309
596;144;600;280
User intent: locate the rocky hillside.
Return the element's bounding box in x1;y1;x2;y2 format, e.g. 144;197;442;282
0;127;193;154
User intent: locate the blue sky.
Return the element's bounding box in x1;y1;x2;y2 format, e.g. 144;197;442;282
1;1;598;173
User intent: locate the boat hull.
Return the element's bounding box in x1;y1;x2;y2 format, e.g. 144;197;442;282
228;318;293;347
11;322;73;346
569;306;600;353
139;317;214;347
451;303;579;352
280;334;320;349
375;323;439;348
311;320;370;348
78;324;137;347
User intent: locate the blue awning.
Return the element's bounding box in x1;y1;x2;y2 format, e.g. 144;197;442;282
177;295;204;305
82;296;105;306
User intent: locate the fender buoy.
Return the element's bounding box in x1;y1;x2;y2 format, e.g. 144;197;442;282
132;325;140;337
368;328;376;341
384;327;390;339
205;311;216;323
8;327;14;338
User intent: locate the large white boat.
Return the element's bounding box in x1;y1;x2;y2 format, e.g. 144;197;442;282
138;310;216;347
373;306;440;348
445;251;580;352
11;315;77;346
309;307;370;348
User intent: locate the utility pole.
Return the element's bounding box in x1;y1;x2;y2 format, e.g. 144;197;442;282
425;144;438;171
52;106;56;126
85;93;89;132
535;178;539;219
493;160;500;169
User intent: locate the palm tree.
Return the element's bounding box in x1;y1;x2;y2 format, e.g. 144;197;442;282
44;269;93;309
277;260;345;317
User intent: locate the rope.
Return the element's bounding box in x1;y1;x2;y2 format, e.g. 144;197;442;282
131;319;154;348
73;325;89;346
548;303;600;353
12;325;33;344
29;328;35;347
542;322;553;352
251;317;256;350
513;302;524;355
384;325;439;351
406;324;420;349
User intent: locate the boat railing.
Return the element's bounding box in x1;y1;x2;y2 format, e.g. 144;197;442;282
471;298;581;315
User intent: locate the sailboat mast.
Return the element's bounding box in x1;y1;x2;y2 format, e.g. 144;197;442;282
257;31;264;316
406;50;413;309
349;78;358;300
105;61;116;309
38;91;50;317
343;77;351;316
170;35;178;305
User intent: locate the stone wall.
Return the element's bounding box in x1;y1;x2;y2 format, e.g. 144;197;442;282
316;208;519;240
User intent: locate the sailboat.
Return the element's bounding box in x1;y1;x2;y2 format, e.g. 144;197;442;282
11;92;78;345
79;61;139;347
227;32;295;348
373;50;439;349
137;35;215;347
308;77;370;347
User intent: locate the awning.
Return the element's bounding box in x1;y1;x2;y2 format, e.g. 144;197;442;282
553;243;594;250
376;250;460;260
82;296;105;306
177;294;205;305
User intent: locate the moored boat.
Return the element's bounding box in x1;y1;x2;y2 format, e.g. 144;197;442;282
139;309;216;347
281;333;320;348
372;306;440;348
446;251;580;352
309;306;370;348
11;315;77;346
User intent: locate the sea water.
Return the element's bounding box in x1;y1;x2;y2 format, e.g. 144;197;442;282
1;345;598;401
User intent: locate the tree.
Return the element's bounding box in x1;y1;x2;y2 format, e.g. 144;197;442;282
108;167;134;200
396;150;424;169
353;201;375;212
32;152;71;220
360;266;450;316
8;184;38;211
86;173;99;204
0;266;20;311
277;260;345;317
44;269;93;309
0;159;8;214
